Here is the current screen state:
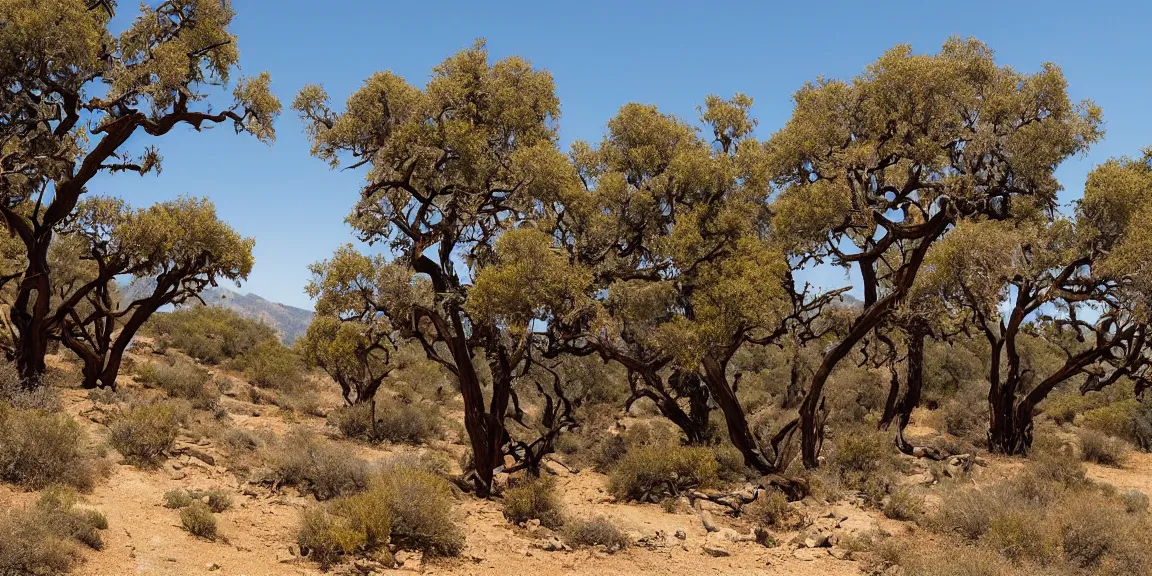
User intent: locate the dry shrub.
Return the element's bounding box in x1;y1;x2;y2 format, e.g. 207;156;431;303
297;465;462;568
377;467;463;556
1121;489;1149;514
712;443;751;482
1077;429;1128;467
503;476;564;529
328;398;443;445
927;486;998;540
0;405;101;491
297;509;367;569
897;544;1023;576
0;488;108;575
164;488;232;513
0;361;61;411
984;505;1059;564
265;430;369;500
136;360;220;410
883;486;925;521
744;487;794;528
608;444;719;502
827;425;902;504
563;516;629;552
939;381;989;443
180;502;217;540
109;400;183;467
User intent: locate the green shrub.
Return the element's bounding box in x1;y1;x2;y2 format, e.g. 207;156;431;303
503;476;565;529
0;489;108;574
146;307;277;363
563;517;629;551
377;467;463;556
163;489;195;509
235;339;308;390
828;426;902;503
265;430;370;500
109;400;183;467
180;502;217;540
1078;429;1128;467
940;382;989;442
926;487;997;540
712;444;750;482
164;489;233;513
608;444;719;502
984;505;1058;564
297;509;367;569
0;405;100;490
136;361;220;410
297;465;462;567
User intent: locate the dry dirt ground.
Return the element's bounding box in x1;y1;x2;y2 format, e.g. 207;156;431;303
6;355;1152;576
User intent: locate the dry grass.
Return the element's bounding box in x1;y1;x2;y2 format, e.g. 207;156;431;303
503;476;565;529
608;444;719;502
136;360;220;410
263;430;370;500
0;488;109;574
0;405;103;491
109;400;184;468
563;516;629;552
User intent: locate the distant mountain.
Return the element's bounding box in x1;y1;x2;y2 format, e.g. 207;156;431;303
121;279;313;344
197;287;313;344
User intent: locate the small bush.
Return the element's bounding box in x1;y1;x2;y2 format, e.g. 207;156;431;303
712;444;750;482
984;505;1058;564
164;489;195;509
1121;489;1149;514
940;382;989;442
109;400;183;467
744;488;792;528
0;361;61;411
327;397;443;445
180;502;218;540
235;339;308;391
0;406;100;490
377;468;463;557
297;465;462;567
297;509;366;569
927;487;997;540
503;476;565;529
608;444;719;502
563;516;629;551
883;486;925;521
266;430;370;500
137;361;220;410
0;488;109;575
1077;429;1128;467
828;426;901;503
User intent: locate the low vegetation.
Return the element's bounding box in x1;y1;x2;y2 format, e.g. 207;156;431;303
296;465;463;567
262;430;370;500
608;444;720;502
108;400;185;468
180;502;218;540
0;488;108;575
135;360;221;411
0;405;103;491
563;516;630;552
145;307;277;364
327;397;443;444
503;476;565;529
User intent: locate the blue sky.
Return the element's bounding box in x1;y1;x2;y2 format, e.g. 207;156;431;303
94;0;1152;309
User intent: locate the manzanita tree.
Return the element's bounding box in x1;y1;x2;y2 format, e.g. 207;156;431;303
765;38;1103;466
0;0;279;383
294;42;589;496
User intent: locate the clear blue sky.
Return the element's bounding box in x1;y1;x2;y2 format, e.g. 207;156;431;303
95;0;1152;309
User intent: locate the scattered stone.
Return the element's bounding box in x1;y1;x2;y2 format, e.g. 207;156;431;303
542;537;571;552
674;530;687;540
802;532;832;549
206;563;221;571
187;448;215;466
829;548;851;560
699;509;720;533
702;543;731;557
793;548;827;561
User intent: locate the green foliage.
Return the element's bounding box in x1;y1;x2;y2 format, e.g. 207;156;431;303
608;444;719;502
146;306;277;364
136;360;220;410
744;488;793;528
109;400;184;468
297;465;462;567
884;486;926;521
503;476;565;529
0;405;101;490
562;517;629;552
235;338;308;391
164;489;232;513
179;502;217;540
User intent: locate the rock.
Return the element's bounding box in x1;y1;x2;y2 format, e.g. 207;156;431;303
829;547;851;560
187;448;215;466
699;510;720;533
542;537;571;552
902;471;935;486
793;548;827;561
206;563;221;571
674;530;687;540
802;532;832;548
525;518;541;533
702;543;731;557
